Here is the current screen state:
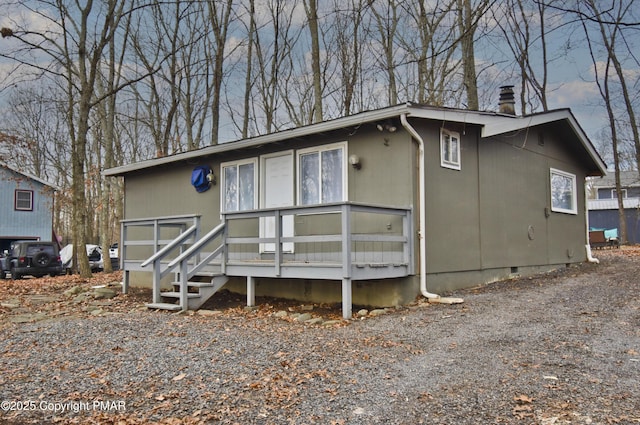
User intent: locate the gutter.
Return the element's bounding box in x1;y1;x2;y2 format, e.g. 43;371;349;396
400;114;463;304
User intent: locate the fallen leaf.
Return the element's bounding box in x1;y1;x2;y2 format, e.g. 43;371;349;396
172;373;186;381
514;394;534;404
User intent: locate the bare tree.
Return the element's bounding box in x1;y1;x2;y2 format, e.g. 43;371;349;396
329;0;367;116
206;0;235;145
398;0;460;106
242;0;257;138
252;0;303;133
493;0;569;113
303;0;323;122
457;0;493;110
0;0;154;277
368;0;400;105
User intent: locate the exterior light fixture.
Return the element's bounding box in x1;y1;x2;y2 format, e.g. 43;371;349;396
376;119;397;133
349;154;361;170
207;170;217;185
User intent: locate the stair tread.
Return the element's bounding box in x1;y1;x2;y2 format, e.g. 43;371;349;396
161;291;201;299
171;281;216;288
193;271;224;277
146;302;182;311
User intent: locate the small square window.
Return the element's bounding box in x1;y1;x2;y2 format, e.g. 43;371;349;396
441;128;461;170
550;168;577;214
15;190;33;211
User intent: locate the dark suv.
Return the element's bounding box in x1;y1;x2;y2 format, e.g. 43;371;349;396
1;241;63;280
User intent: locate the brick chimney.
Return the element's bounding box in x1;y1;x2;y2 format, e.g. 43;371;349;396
498;85;516;115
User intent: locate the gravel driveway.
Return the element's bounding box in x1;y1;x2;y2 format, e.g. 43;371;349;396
1;249;639;424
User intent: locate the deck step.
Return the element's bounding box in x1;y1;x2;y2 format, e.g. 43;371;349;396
146;302;181;311
171;281;215;289
161;291;201;299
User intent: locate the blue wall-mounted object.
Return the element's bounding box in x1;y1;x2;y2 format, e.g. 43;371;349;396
191;166;213;193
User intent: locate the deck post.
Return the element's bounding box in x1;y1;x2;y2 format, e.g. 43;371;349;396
247;276;255;307
180;260;188;311
341;204;352;279
274;209;282;277
123;270;130;295
121;221;128;294
341;278;352;320
152;261;161;304
221;215;227;275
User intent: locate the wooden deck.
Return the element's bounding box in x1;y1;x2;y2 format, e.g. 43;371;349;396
120;203;414;318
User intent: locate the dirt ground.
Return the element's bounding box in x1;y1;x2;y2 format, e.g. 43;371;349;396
0;248;638;424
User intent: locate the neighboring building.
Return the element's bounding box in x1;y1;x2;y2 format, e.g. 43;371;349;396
104;98;606;318
0;162;57;252
588;170;640;244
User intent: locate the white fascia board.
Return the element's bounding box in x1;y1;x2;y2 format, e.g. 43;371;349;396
104;104;410;177
404;106;504;127
477;109;569;138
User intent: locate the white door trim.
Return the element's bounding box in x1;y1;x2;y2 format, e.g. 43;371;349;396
260;151;294;253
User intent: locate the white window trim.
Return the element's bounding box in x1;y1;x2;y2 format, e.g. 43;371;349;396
15;189;33;211
296;142;348;205
550;168;577;215
220;158;258;213
440;128;461;170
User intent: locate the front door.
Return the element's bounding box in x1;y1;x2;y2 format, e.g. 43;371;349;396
261;152;294;253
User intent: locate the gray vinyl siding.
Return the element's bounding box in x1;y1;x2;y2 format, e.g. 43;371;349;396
422;123;588;281
422;121;482;274
123;125;417;260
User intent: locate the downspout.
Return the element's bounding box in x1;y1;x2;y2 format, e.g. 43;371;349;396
584;180;599;264
400;114;463;303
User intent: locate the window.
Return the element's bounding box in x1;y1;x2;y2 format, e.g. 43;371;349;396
221;159;257;212
15;190;33;211
298;143;346;205
550;168;577;214
612;189;627;199
440;128;461;170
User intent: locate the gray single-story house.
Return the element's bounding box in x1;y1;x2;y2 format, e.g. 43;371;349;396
104;97;606;318
0;162;57;252
588;170;640;244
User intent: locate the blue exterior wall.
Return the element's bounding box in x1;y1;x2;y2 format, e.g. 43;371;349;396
589;209;640;244
597;187;640;199
0;166;55;251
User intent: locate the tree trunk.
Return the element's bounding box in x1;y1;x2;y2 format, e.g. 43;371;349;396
457;0;479;110
305;0;323;123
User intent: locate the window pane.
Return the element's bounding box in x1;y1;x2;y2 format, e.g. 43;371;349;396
224;166;238;211
443;134;450;162
301;152;319;205
450;136;459;164
238;163;255;210
551;172;573;211
321;149;343;203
